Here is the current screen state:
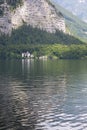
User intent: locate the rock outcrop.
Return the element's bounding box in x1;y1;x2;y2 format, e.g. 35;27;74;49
0;0;66;35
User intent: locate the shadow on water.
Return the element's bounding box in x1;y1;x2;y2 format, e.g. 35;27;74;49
0;59;87;129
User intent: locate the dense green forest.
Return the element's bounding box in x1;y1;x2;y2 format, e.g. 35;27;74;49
0;25;87;59
0;1;87;60
0;44;87;59
0;25;83;45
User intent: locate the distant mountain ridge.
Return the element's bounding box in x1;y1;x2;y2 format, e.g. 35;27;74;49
50;0;87;42
52;0;87;23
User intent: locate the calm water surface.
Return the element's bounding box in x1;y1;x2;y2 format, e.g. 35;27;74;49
0;59;87;130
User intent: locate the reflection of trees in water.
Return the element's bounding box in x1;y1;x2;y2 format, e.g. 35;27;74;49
22;59;48;77
22;59;34;74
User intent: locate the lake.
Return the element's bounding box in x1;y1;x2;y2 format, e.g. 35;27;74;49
0;59;87;130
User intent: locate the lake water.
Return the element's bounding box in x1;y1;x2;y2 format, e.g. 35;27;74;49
0;59;87;130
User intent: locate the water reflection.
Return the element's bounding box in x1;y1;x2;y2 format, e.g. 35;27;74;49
8;72;67;129
9;80;37;130
22;59;34;74
0;60;87;129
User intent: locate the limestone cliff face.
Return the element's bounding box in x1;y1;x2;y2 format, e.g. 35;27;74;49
0;0;66;35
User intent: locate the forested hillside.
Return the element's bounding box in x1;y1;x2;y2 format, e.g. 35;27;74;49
0;25;83;45
0;0;86;59
0;25;86;59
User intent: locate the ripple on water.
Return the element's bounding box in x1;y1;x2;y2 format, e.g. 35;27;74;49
1;60;87;130
35;112;87;130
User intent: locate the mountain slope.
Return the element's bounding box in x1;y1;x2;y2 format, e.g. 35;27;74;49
50;0;87;42
52;0;87;23
0;0;84;46
0;0;66;35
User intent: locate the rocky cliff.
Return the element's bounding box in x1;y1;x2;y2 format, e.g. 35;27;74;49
0;0;66;35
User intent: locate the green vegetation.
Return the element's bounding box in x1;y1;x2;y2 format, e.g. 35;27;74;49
0;25;86;59
0;25;83;45
0;0;86;59
0;44;87;59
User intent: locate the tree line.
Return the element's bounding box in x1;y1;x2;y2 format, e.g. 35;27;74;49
0;25;86;59
0;25;83;45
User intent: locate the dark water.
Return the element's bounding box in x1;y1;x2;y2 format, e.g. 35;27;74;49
0;59;87;130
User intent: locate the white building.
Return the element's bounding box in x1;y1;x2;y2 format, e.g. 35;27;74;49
22;51;34;59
